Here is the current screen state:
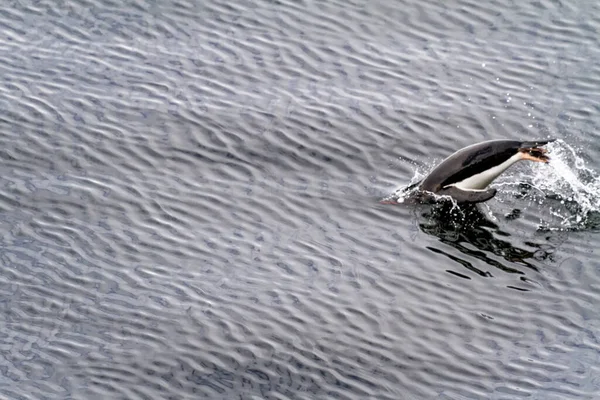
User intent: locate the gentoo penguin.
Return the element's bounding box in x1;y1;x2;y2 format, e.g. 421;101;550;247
413;139;556;204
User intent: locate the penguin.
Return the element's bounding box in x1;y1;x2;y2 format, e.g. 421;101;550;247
402;139;556;204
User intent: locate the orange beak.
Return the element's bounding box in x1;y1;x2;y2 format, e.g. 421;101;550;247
519;147;550;163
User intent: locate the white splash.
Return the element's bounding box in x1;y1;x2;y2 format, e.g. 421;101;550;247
382;166;426;204
497;139;600;230
383;166;463;210
532;140;600;229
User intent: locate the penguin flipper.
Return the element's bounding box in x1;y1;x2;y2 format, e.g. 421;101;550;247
437;186;497;204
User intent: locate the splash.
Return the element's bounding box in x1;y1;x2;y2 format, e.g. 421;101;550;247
498;139;600;230
381;168;424;204
381;167;463;211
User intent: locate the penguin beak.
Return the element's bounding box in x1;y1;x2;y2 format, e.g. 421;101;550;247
519;147;550;163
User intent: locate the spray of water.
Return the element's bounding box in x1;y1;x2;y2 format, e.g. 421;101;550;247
521;139;600;230
487;139;600;230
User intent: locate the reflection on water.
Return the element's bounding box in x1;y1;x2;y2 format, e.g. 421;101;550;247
418;203;556;287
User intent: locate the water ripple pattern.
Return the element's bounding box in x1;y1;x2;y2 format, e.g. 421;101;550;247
0;0;599;399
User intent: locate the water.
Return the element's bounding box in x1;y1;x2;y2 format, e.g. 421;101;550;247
1;1;600;399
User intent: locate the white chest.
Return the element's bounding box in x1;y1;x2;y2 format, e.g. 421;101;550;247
450;153;523;190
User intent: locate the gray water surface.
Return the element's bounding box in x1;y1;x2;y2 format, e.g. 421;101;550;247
1;1;600;399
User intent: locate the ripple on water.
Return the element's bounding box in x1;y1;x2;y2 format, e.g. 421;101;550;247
0;0;600;399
